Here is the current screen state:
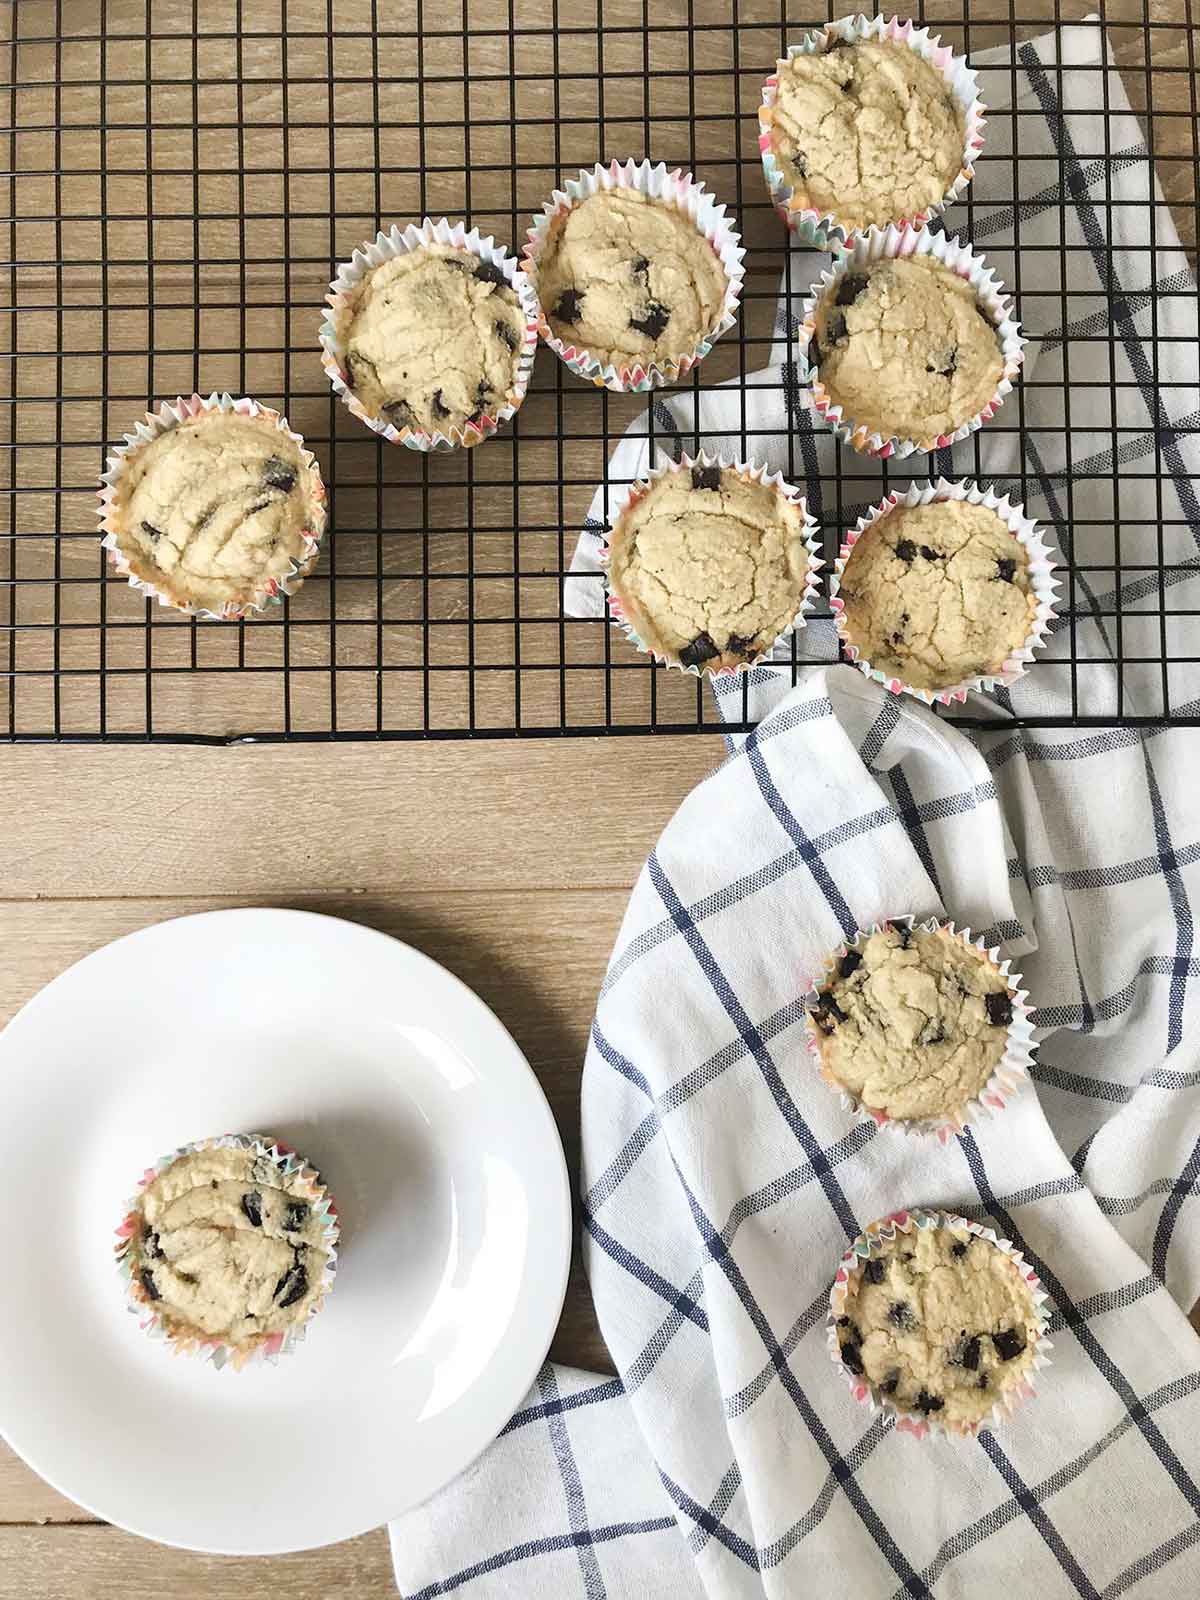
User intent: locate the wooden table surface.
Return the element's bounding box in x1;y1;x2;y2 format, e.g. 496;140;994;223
4;0;1200;1595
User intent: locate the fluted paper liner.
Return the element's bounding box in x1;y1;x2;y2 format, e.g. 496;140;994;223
98;392;327;621
798;225;1025;458
759;13;986;249
522;159;746;393
828;1207;1052;1439
830;478;1060;706
803;916;1035;1142
598;450;822;677
115;1132;340;1371
320;217;540;452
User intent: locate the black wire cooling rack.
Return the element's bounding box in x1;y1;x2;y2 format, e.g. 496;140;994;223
3;0;1199;743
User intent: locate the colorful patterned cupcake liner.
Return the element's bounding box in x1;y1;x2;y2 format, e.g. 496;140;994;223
598;449;823;677
828;1207;1053;1439
797;224;1026;458
319;216;540;452
521;159;746;393
829;478;1061;707
98;392;327;622
802;916;1035;1143
759;13;986;250
114;1132;340;1371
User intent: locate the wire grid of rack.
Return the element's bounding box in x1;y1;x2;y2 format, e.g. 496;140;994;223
3;0;1199;743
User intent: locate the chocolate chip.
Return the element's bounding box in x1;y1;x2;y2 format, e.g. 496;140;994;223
920;546;941;561
915;1389;944;1415
143;1230;162;1259
468;379;493;425
383;398;417;429
835;274;869;307
262;456;296;494
284;1201;309;1232
140;1268;161;1301
862;1257;885;1285
951;1239;970;1259
895;539;917;564
995;557;1017;584
977;1374;990;1389
956;1335;982;1371
812;990;847;1035
921;1022;945;1046
631;256;650;276
891;612;910;646
691;466;722;492
985;991;1013;1027
880;1368;901;1395
629;302;670;340
432;389;450;418
241;1191;263;1228
473;260;506;286
725;633;760;659
887;1301;915;1329
992;1327;1026;1361
140;519;164;542
825;312;847;345
679;631;719;668
838;949;862;979
793;151;809;177
926;348;958;377
274;1261;309;1309
840;1340;865;1375
896;926;912;949
837;1315;852;1328
495;320;518;352
554;288;582;324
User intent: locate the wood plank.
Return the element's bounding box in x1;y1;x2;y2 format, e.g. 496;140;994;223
0;737;722;899
0;1525;395;1597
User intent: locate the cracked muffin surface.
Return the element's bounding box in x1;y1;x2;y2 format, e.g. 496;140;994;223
811;256;1004;444
343;244;525;435
765;37;964;230
836;1222;1040;1426
811;924;1014;1122
606;464;811;672
536;188;728;372
115;412;319;614
838;499;1035;690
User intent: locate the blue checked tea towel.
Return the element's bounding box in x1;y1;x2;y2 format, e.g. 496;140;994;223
389;20;1200;1598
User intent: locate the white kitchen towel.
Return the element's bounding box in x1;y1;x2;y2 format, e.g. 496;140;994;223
389;20;1200;1598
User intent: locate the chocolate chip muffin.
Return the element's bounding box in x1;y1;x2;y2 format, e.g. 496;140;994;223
764;37;966;231
835;1221;1042;1427
535;187;729;374
109;408;323;616
118;1135;338;1363
342;244;526;435
811;256;1004;446
606;462;814;672
838;499;1037;691
810;924;1016;1124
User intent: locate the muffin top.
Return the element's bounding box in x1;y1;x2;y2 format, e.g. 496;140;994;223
127;1143;333;1350
117;413;318;614
812;256;1004;445
343;245;526;435
835;1222;1041;1426
607;464;811;672
536;188;728;372
811;924;1014;1122
766;37;965;230
839;500;1037;690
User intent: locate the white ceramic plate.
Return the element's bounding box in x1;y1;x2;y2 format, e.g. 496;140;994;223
0;908;572;1554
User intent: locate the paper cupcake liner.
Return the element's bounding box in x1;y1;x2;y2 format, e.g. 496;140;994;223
828;1208;1052;1439
114;1132;340;1371
98;393;327;622
599;450;822;677
798;225;1025;458
521;159;746;393
803;916;1035;1142
830;478;1061;706
319;217;540;451
758;14;986;249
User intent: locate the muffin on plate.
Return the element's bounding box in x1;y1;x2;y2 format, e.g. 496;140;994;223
116;1133;339;1368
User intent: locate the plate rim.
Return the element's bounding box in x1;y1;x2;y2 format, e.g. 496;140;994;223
0;906;574;1554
